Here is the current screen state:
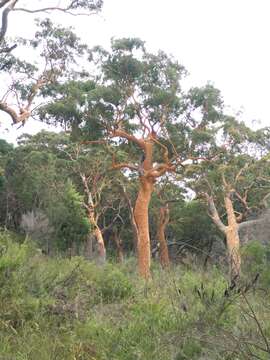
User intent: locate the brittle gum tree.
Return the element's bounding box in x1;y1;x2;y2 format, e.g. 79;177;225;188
186;112;270;280
0;0;103;126
60;141;124;264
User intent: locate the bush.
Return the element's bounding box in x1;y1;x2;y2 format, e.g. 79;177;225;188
92;264;134;303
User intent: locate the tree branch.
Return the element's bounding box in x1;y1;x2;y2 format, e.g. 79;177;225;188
111;129;146;150
238;217;266;231
0;101;30;124
111;162;138;172
147;163;176;179
0;1;10;9
13;7;98;16
202;192;227;233
234;163;249;185
0;72;54;124
0;0;18;44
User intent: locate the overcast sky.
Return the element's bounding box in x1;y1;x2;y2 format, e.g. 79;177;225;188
1;0;270;143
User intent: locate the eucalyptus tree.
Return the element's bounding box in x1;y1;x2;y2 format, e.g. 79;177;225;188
38;38;187;277
60;141;125;263
38;38;221;278
0;17;91;129
0;139;13;225
150;178;185;268
187;115;270;280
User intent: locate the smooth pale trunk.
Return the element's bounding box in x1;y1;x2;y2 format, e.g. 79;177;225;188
84;234;93;260
224;196;241;280
94;227;106;265
157;206;170;268
88;210;106;264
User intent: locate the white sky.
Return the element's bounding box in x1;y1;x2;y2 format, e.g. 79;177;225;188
1;0;270;143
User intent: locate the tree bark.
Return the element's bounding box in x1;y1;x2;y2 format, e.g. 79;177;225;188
205;192;241;280
84;234;93;260
224;195;241;280
88;210;106;265
134;176;154;278
94;226;106;265
133;138;155;279
157;204;170;268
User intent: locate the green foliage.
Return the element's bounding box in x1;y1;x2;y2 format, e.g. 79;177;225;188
0;232;269;360
242;241;270;287
50;180;90;250
91;264;133;303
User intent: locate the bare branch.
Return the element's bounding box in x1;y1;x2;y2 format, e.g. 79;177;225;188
0;0;18;44
234;163;249;185
202;192;227;233
238;217;266;231
13;7;98;16
0;1;10;9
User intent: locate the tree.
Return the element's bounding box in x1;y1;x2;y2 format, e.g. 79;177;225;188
0;18;91;128
152;178;185;268
39;38;191;278
188;116;270;280
60;142;124;263
0;138;13;225
2;131;90;252
0;0;103;131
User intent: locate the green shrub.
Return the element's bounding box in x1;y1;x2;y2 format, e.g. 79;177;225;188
93;264;134;303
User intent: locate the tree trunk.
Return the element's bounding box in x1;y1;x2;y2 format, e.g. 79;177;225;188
224;195;241;280
113;229;124;263
157;204;170;268
88;210;106;265
84;234;93;260
134;176;154;278
94;226;106;265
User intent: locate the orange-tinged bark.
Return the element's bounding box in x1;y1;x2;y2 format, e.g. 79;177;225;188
157;204;170;268
134;176;154;278
111;130;176;278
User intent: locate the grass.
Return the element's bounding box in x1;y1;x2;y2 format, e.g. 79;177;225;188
0;231;270;359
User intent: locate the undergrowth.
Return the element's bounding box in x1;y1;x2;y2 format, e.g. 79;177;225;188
0;231;270;359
